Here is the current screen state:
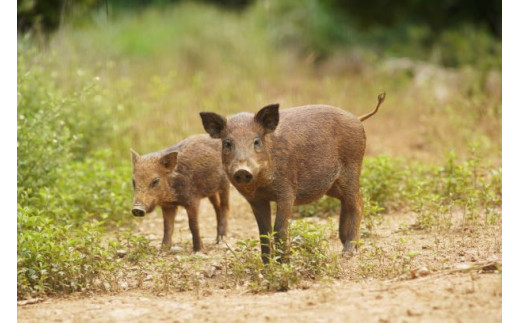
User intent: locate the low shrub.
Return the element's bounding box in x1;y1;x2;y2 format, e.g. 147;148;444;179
226;219;343;292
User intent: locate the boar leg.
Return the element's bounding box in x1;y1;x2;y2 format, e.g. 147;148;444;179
328;169;363;253
186;200;203;252
274;197;294;263
217;184;230;243
208;194;221;243
337;178;363;253
339;192;363;253
161;205;178;248
250;200;272;264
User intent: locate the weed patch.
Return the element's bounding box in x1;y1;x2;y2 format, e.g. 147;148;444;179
226;220;343;292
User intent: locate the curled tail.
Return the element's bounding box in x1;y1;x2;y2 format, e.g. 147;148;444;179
358;93;386;122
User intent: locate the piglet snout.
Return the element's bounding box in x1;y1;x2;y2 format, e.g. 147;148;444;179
132;205;146;217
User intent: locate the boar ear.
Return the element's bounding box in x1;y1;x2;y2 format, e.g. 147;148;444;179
254;103;279;134
131;148;140;165
200;112;227;138
160;151;178;171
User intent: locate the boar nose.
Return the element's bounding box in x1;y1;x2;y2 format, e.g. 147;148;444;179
233;169;253;184
132;205;146;217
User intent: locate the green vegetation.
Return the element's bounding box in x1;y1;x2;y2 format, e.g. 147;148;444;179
298;145;502;232
17;1;501;299
227;220;343;292
17;45;133;298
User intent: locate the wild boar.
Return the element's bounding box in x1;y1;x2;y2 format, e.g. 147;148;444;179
199;94;385;262
131;134;230;252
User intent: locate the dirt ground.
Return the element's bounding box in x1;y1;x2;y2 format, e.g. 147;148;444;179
18;188;502;322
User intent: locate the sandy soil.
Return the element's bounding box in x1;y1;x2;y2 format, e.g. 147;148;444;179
18;188;502;322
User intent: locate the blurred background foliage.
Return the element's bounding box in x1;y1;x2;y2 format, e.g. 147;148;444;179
18;0;501;67
17;0;501;298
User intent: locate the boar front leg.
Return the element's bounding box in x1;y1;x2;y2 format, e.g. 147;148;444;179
217;184;230;243
274;196;294;263
161;205;178;249
250;200;272;264
186;200;203;252
209;188;229;244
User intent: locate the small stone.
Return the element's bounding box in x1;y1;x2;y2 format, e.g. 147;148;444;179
116;249;127;258
118;281;129;290
417;267;430;277
170;246;183;253
454;263;472;272
481;262;500;273
411;266;429;278
203;266;216;278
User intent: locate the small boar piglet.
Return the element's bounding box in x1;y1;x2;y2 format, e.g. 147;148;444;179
131;134;230;252
200;93;385;263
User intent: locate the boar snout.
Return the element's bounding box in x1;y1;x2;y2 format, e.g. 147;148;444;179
233;168;253;184
132;205;146;217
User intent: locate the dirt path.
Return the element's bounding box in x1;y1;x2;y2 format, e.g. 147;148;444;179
17;273;501;323
18;188;502;322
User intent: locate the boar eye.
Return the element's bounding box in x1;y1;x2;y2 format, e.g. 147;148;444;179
253;138;262;148
150;178;160;187
223;139;233;150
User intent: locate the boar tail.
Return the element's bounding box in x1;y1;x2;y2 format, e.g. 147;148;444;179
358;93;385;122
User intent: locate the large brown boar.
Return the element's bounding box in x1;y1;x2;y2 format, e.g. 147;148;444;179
199;94;385;262
131;134;230;252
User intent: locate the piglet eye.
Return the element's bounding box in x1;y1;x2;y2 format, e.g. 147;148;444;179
253;138;262;148
223;139;233;150
150;178;160;187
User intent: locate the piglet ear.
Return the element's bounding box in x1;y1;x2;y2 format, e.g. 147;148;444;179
200;112;227;138
131;148;140;165
254;104;279;134
160;151;178;171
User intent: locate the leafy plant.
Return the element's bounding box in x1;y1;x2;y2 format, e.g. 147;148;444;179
226;220;343;292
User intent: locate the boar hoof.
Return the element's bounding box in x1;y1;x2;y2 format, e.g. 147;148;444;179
161;242;172;251
216;234;226;244
342;242;357;257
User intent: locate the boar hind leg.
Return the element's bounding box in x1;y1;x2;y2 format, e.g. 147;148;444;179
250;200;272;264
329;171;363;253
339;192;363;253
161;206;178;249
186;201;203;252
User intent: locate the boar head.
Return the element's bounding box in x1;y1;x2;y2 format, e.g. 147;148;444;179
200;104;279;189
